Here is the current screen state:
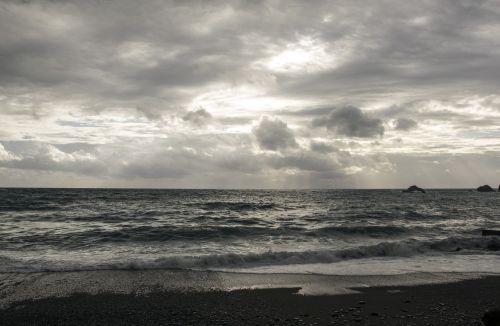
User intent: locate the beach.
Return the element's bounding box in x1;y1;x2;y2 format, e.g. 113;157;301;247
1;270;499;325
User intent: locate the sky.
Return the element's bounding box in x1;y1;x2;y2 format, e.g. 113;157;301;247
1;0;500;188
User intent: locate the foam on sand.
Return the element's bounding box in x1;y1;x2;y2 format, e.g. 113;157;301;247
0;269;495;308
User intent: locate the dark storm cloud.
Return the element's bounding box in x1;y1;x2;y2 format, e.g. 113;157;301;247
253;117;297;151
393;118;418;131
312;106;384;138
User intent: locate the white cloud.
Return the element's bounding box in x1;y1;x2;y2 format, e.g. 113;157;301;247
0;144;18;161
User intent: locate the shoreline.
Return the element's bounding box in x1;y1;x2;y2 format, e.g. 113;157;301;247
1;269;496;307
1;274;499;325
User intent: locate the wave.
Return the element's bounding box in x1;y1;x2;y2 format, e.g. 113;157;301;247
2;225;278;249
2;223;425;249
308;225;410;236
0;201;62;212
200;201;277;211
2;221;462;249
2;236;499;273
146;236;500;269
3;211;162;223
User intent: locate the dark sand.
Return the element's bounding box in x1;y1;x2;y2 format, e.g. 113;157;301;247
0;276;499;325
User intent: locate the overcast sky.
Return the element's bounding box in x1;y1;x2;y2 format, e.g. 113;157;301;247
1;0;499;188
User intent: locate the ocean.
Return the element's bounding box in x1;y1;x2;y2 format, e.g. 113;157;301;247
1;188;499;276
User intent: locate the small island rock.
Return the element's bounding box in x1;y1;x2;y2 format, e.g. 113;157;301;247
477;185;495;192
402;185;425;193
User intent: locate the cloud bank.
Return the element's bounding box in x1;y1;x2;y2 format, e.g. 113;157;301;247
1;0;500;188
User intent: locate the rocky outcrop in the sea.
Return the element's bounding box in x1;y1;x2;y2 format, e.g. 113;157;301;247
402;185;425;193
477;185;495;192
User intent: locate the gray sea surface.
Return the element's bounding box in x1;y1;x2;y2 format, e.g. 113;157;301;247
0;188;499;275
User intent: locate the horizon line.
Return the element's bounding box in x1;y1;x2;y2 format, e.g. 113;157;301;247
0;186;495;191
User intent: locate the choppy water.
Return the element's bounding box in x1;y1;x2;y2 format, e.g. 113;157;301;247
1;188;499;275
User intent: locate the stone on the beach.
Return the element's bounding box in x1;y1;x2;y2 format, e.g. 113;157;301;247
477;185;495;192
402;185;426;193
482;309;500;326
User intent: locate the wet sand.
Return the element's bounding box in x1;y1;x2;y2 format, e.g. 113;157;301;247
1;275;499;325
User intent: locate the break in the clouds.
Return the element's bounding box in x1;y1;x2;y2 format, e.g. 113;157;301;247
1;0;500;188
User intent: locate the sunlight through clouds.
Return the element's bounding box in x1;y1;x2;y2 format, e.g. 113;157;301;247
259;36;339;74
0;0;499;188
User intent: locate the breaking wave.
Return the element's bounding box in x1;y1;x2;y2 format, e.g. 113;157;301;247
2;236;499;273
130;236;500;269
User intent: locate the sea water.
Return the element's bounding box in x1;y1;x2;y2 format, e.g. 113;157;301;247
1;188;499;275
